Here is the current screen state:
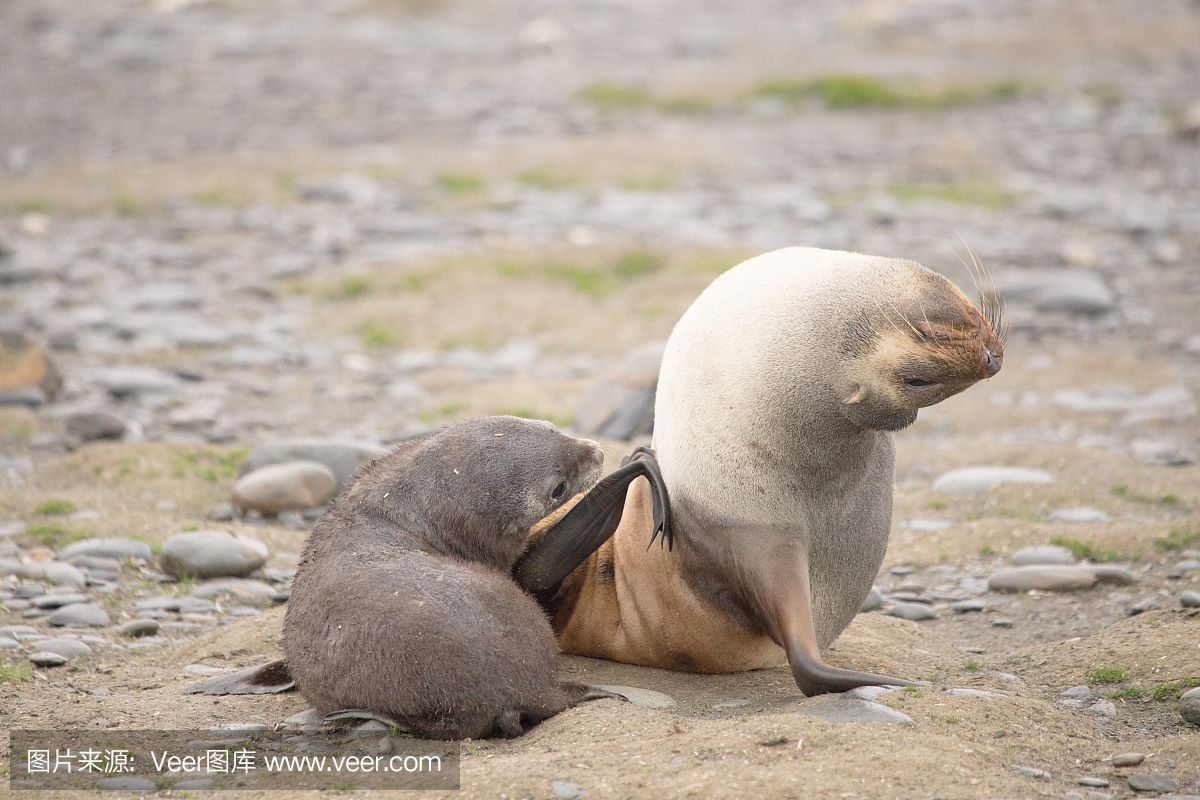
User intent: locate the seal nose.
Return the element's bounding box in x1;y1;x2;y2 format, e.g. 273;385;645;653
983;348;1002;377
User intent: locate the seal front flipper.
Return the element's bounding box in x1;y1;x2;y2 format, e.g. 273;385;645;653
183;659;295;695
513;447;672;595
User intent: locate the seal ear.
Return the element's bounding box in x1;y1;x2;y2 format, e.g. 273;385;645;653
513;446;672;595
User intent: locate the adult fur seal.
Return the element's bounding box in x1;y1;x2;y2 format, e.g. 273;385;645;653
281;416;629;739
523;247;1006;694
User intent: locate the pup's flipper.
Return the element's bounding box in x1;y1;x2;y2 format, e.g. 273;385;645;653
183;659;296;695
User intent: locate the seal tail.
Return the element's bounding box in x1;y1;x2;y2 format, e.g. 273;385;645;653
183;659;296;695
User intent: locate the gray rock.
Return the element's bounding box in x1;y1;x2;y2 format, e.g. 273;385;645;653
40;562;87;587
283;708;323;730
1011;765;1051;780
845;686;899;701
1127;774;1180;793
799;696;913;724
1129;596;1160;615
35;638;93;659
239;438;388;493
47;603;110;627
60;537;152;562
190;578;278;602
993;269;1115;314
1061;686;1096;701
1089;700;1117;717
1179;697;1200;725
1078;777;1110;788
860;587;883;612
951;600;985;613
233;461;337;514
991;617;1014;628
1179;590;1200;608
32;592;88;608
0;624;39;638
1182;687;1200;701
97;777;157;791
173;778;215;790
988;566;1098;592
62;411;126;442
592;685;675;709
889;602;936;621
573;341;664;440
0;636;18;650
931;466;1053;494
945;688;999;698
159;530;268;579
1112;752;1146;767
90;366;181;397
1130;438;1195;466
1090;565;1135;585
1050;507;1112;523
1010;545;1076;566
207;502;237;522
117;619;160;638
551;780;588;800
29;651;69;667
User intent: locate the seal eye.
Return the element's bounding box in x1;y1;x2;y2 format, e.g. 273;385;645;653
550;482;567;500
905;377;936;390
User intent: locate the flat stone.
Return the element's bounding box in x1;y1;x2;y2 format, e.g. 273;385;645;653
1078;777;1110;788
1061;686;1096;701
0;624;39;638
1127;774;1180;793
860;587;883;612
932;466;1053;494
239;438;389;493
40;562;87;587
1050;507;1112;523
159;530;268;579
1179;590;1200;608
798;696;912;724
233;461;337;514
845;686;899;701
60;537;152;562
945;688;999;698
117;619;160;638
97;777;157;791
573;342;664;441
993;269;1115;314
89;366;181;397
1010;545;1076;566
988;566;1098;592
592;685;675;709
551;780;588;800
47;603;110;627
1179;697;1200;725
283;708;323;730
29;651;68;667
1089;700;1117;717
1112;752;1146;768
1011;765;1051;780
951;600;985;613
32;592;88;608
35;638;93;659
190;578;278;603
62;411;126;442
1182;687;1200;701
889;602;936;621
1129;596;1160;615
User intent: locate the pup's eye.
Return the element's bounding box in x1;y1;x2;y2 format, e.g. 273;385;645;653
905;377;935;389
550;482;567;499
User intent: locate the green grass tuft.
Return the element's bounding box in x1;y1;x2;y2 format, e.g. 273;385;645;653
1150;677;1200;701
496;250;665;298
358;320;405;348
0;659;34;684
33;499;77;516
21;522;87;549
578;82;651;111
1112;484;1182;506
750;74;1027;110
1108;686;1145;700
171;447;249;482
1085;667;1127;685
1154;528;1200;552
515;168;578;190
962;660;983;672
889;180;1017;210
1050;537;1120;563
322;275;372;301
434;171;486;194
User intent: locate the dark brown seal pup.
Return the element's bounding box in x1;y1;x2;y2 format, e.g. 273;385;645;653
283;416;614;739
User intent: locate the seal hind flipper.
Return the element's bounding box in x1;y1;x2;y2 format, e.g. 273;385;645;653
183;659;296;695
513;447;672;595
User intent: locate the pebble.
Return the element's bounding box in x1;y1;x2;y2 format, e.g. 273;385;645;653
1179;590;1200;608
89;366;182;397
1089;700;1117;717
62;411;126;442
190;578;278;602
993;269;1115;314
207;502;237;521
159;530;268;578
991;617;1014;628
96;777;157;791
951;600;985;613
1179;697;1200;725
988;565;1133;592
238;439;389;493
551;780;588;800
233;460;336;513
1112;753;1146;768
845;686;899;701
860;587;883;612
60;537;153;562
1183;687;1200;701
117;619;160;638
1011;765;1051;780
1010;545;1076;566
47;603;111;627
32;592;89;608
931;466;1053;494
1127;774;1180;793
1129;596;1160;615
1061;686;1097;701
945;688;999;698
1078;777;1110;787
798;696;912;724
889;602;936;621
1050;507;1112;523
29;651;69;666
592;685;676;709
573;341;663;440
35;638;93;659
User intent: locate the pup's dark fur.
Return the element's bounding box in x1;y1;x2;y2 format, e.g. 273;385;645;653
284;416;605;740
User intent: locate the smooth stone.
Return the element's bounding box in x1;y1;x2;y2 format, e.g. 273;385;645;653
991;617;1014;628
1090;566;1135;585
1179;590;1200;608
0;624;39;638
173;778;215;790
799;696;912;724
1127;774;1180;793
889;602;936;621
904;518;953;531
845;686;898;701
233;461;337;514
32;592;88;608
932;466;1053;494
988;565;1133;592
1182;687;1200;701
1129;597;1159;615
60;537;152;562
96;777;157;791
1011;765;1051;780
1089;700;1117;717
0;637;19;650
47;603;110;627
238;439;389;493
1112;752;1146;767
62;411;126;442
90;366;181;397
593;685;675;709
40;562;88;587
1050;507;1112;523
951;600;985;613
1179;697;1200;725
945;688;998;698
551;780;588;800
1062;686;1097;701
993;269;1115;314
190;578;278;602
573;341;664;441
207;502;237;522
712;699;752;709
29;651;69;667
1010;545;1076;566
35;638;93;659
860;587;883;612
283;708;323;730
159;530;268;579
1078;777;1110;787
117;619;160;638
